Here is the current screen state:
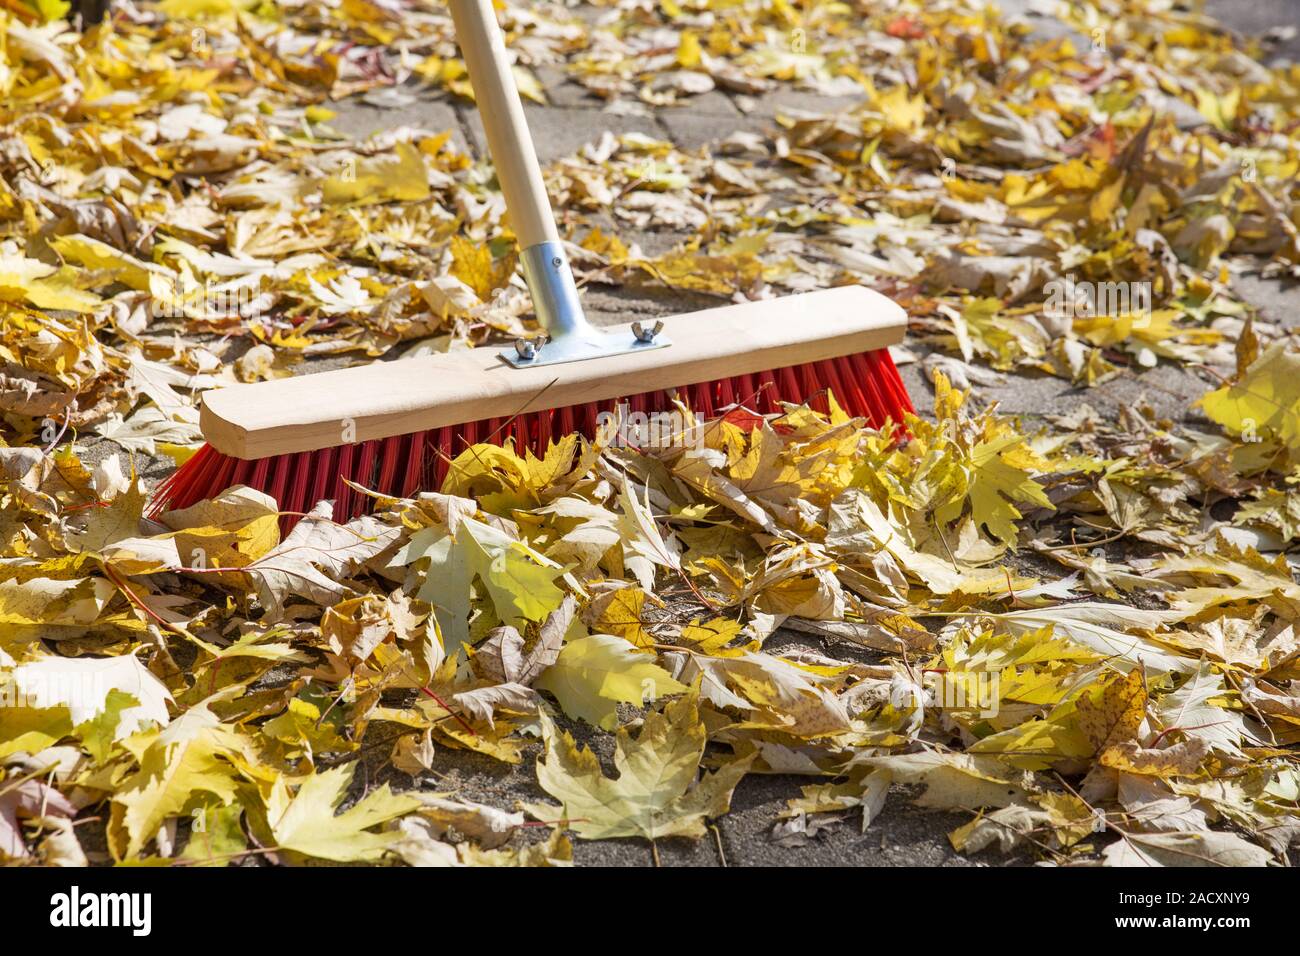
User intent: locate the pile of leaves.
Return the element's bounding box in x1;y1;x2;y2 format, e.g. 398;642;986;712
1;0;1299;866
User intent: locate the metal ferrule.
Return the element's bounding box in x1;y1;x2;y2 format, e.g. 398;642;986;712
502;240;672;369
520;241;594;339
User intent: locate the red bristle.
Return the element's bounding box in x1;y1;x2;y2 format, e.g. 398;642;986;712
231;456;255;487
172;444;215;495
399;432;424;498
435;426;453;489
153;444;212;511
883;351;915;416
716;375;735;409
800;362;827;413
540;410;556;448
732;373;755;408
333;444;355;521
778;366;801;405
697;381;717;418
355;440;378;493
531;411;544;449
346;441;378;520
847;356;878;418
284;451;312;516
797;361;821;407
149;348;914;530
207;453;236;501
269;455;295;535
266;454;290;506
557;405;574;444
816;360;845;414
678;384;695;420
826;356;857;416
876;354;908;422
375;436;399;497
755;369;777;413
250;457;271;488
183;443;216;476
508;414;527;453
860;350;887;407
847;351;882;421
831;355;867;416
307;446;337;514
859;350;888;412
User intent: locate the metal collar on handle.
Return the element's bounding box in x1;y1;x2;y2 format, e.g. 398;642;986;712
500;240;671;369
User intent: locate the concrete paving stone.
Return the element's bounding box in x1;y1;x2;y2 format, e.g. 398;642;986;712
716;777;986;867
1231;271;1300;331
740;87;867;120
80;438;172;487
1205;0;1300;64
326;95;469;153
673;90;743;117
579;211;700;256
895;355;931;418
659;111;770;149
657;93;772;149
458;102;668;164
535;63;607;109
580;283;724;326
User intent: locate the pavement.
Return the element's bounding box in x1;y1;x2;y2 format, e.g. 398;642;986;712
318;1;1300;867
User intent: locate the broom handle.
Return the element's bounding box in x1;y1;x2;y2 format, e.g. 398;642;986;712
447;0;559;248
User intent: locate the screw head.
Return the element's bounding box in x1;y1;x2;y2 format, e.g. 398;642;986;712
551;256;562;268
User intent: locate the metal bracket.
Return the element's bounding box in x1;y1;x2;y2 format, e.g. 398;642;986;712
499;241;671;369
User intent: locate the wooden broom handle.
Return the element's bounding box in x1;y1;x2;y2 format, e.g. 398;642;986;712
448;0;559;248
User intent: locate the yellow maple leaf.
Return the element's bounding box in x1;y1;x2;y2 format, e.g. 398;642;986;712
681;616;744;654
677;30;702;69
877;84;926;134
587;586;657;649
522;694;752;841
1076;667;1147;757
449;234;515;301
535;633;687;730
1198;342;1300;467
0;254;100;312
322;142;430;206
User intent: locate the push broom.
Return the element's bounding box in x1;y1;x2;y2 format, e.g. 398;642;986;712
151;0;915;525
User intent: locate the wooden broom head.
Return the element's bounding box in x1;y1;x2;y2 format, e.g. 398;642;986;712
200;285;908;460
